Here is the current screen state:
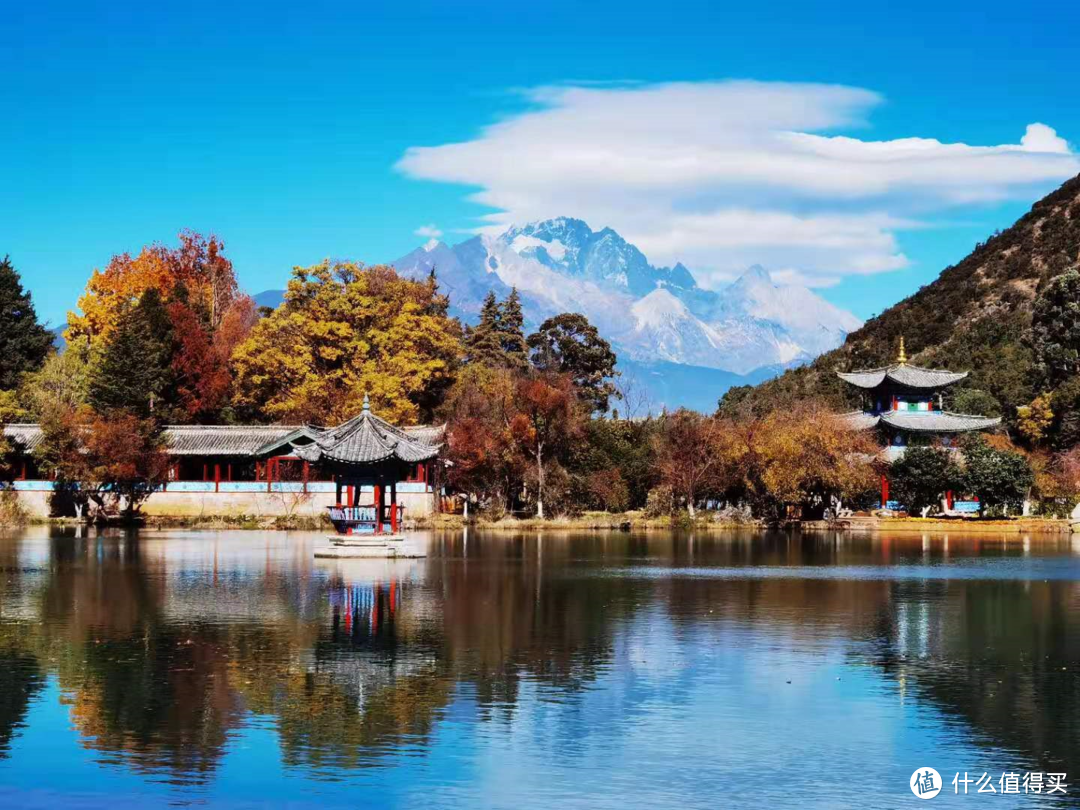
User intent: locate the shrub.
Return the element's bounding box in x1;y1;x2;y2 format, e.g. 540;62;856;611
644;484;675;517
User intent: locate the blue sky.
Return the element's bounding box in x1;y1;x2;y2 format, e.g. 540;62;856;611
3;0;1079;327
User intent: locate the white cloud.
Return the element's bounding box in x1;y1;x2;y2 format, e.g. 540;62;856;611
414;223;443;239
397;81;1078;287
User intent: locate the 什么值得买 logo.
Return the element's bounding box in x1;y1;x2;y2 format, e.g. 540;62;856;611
911;767;942;799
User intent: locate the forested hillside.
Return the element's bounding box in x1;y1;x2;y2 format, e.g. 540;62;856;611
721;173;1080;448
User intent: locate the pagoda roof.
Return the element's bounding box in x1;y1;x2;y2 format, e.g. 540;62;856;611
294;400;443;467
841;410;1001;433
836;363;968;390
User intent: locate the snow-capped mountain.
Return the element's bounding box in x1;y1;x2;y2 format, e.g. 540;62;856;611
393;218;861;376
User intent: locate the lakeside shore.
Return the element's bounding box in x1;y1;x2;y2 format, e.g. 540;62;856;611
5;511;1073;534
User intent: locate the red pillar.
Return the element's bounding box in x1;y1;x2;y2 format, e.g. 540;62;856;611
946;490;954;510
881;475;890;508
373;483;383;534
347;485;355;507
390;480;398;534
214;463;221;493
302;461;310;494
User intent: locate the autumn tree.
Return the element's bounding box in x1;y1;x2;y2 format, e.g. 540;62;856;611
66;230;239;346
750;403;879;519
66;231;254;423
170;292;257;420
0;256;54;390
441;363;521;513
528;313;618;413
508;373;583;519
33;406;170;520
1016;393;1054;446
652;409;726;518
231;261;462;425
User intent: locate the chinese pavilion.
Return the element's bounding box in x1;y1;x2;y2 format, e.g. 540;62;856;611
839;339;1001;508
295;395;442;536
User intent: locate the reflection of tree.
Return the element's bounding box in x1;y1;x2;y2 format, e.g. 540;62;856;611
31;534;243;783
867;577;1080;779
28;528;1080;790
0;647;43;757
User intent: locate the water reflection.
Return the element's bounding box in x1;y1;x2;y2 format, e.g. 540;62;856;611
0;527;1078;807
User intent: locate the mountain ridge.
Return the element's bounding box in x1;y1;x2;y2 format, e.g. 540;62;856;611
724;172;1080;430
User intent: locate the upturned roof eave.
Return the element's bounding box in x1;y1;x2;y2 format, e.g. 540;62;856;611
836;364;969;390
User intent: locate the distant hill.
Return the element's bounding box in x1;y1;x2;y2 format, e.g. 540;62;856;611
725;173;1080;436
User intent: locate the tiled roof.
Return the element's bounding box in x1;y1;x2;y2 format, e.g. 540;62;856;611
295;403;443;466
836;364;968;389
3;424;43;453
879;411;1001;433
4;417;443;460
166;425;306;455
840;411;881;430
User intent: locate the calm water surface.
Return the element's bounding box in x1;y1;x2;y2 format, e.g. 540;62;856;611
1;527;1079;808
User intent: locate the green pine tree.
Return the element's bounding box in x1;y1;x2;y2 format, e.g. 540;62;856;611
89;288;177;419
465;291;507;367
0;256;54;390
497;288;530;369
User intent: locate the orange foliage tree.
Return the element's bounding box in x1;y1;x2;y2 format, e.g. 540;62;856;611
508;373;583;518
651;400;880;520
33;406;170;520
66;231;255;421
67;230;240;344
651;409;728;518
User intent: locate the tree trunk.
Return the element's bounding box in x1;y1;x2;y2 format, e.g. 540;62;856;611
687;491;695;519
464;497;469;519
536;442;545;520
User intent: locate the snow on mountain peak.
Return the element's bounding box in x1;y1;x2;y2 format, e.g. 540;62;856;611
393;216;862;379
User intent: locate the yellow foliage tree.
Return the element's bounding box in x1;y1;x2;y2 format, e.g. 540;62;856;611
1016;393;1054;446
230;261;463;425
711;400;880;519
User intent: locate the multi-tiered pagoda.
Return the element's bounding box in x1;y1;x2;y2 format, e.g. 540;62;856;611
839;339;1000;508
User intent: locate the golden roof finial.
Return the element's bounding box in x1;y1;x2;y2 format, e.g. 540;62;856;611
897;336;907;365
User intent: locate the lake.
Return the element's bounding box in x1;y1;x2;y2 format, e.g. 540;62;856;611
0;527;1078;808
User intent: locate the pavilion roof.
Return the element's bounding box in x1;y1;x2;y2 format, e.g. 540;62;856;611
840;410;1001;433
294;399;443;467
836;363;968;390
